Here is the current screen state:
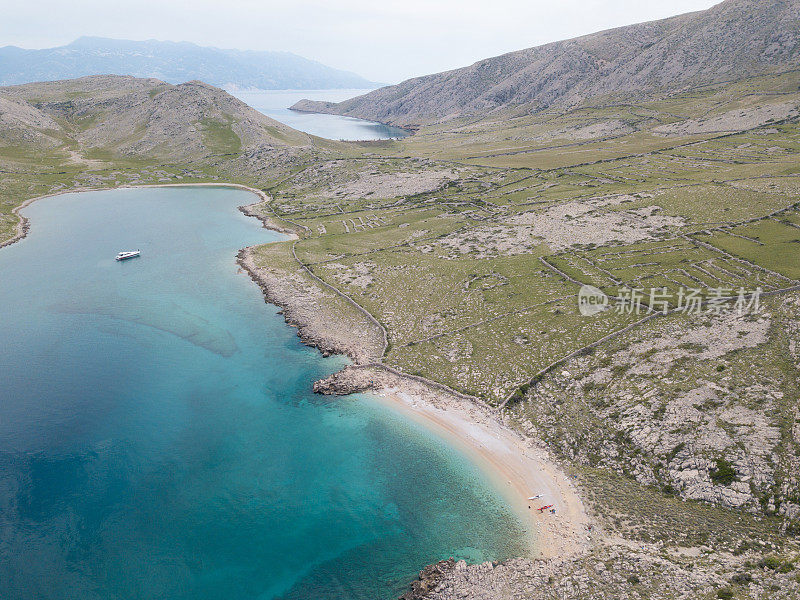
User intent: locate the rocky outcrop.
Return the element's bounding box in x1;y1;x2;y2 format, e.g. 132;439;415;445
514;302;800;521
0;94;61;147
400;559;457;600
290;99;339;115
312;363;487;409
652;101;800;136
403;546;800;600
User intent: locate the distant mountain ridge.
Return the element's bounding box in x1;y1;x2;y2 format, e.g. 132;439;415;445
291;0;800;128
0;37;379;89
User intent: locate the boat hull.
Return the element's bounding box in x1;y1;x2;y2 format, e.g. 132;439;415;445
115;251;141;261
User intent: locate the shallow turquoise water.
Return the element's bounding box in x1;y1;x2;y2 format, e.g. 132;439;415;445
0;187;526;600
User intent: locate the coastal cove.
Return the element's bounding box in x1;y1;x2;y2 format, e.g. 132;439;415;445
0;185;528;600
230;89;410;141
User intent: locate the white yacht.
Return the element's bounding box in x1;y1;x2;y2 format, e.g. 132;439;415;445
115;250;141;261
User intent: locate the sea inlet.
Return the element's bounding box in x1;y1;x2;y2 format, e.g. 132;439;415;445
0;186;526;599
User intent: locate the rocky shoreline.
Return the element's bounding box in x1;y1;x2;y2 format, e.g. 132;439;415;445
238;201;302;238
289;99;419;133
398;545;800;600
0;188;76;250
236;246;385;363
399;560;457;600
0;212;30;250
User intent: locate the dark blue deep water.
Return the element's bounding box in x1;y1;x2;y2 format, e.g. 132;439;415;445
0;187;525;600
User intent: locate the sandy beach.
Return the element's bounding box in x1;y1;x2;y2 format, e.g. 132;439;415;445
366;386;591;559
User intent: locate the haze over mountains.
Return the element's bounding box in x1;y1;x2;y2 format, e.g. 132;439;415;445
0;37;379;90
292;0;800;128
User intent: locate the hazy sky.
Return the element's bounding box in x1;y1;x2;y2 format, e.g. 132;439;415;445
2;0;721;83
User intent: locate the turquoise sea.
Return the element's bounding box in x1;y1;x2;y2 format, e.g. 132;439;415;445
0;187;526;600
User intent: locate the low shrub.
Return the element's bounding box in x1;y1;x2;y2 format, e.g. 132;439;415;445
710;458;737;486
730;572;752;585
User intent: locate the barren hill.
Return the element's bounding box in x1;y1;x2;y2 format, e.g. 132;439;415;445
0;75;314;159
292;0;800;128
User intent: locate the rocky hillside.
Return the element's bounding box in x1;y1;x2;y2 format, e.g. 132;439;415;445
0;75;314;159
0;37;379;89
292;0;800;128
0;94;62;148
